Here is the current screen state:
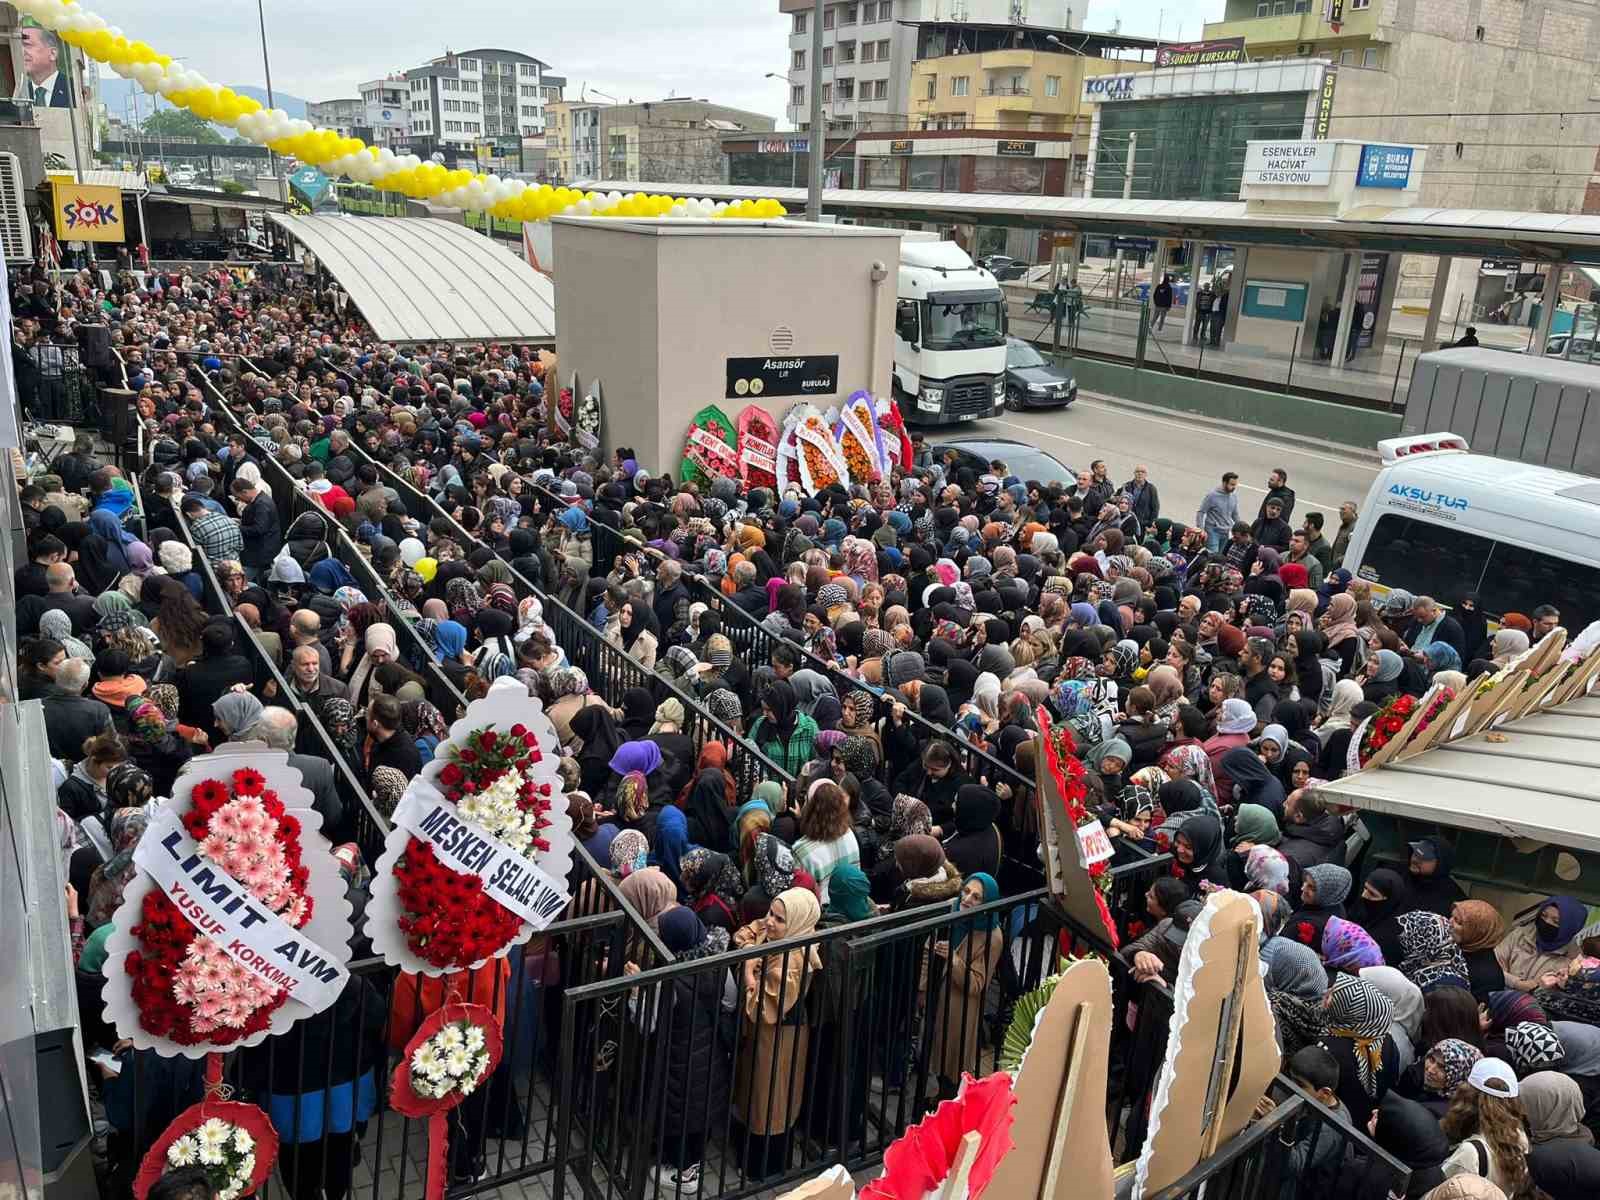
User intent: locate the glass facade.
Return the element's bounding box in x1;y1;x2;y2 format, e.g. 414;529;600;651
1092;92;1309;202
728;153;854;189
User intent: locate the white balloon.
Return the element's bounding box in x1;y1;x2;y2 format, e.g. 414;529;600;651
572;199;592;216
668;203;686;218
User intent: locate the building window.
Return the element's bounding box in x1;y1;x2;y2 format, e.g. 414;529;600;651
861;42;875;62
459;58;478;72
873;79;888;100
972;157;1046;193
876;39;891;59
879;0;893;18
951;75;969;96
908;155;943;190
1362;46;1381;67
1352;0;1370;6
865;157;902;187
1045;75;1061;97
823;6;835;30
1339;48;1355;64
791;85;805;106
839;41;856;62
795;11;807;34
836;77;855;99
843;3;857;23
823;46;834;66
822;83;832;103
924;76;936;99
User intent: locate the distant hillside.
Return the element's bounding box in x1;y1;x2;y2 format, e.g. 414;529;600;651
99;77;309;134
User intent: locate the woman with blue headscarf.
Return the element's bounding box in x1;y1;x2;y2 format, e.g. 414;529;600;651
927;871;1002;1099
88;508;141;577
554;505;592;609
1423;642;1462;676
653;806;697;900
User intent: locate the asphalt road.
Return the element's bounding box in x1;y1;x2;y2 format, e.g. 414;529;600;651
935;394;1382;529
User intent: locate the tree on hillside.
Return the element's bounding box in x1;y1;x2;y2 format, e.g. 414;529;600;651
140;108;223;144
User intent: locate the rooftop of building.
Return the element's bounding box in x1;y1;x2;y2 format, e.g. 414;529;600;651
908;19;1162;58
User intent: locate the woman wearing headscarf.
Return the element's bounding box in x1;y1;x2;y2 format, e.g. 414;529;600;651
635;906;734;1197
1362;964;1427;1070
1359;1093;1453;1198
213;690;265;742
1482;991;1551;1060
1324;973;1401;1127
346;622;398;707
1452;901;1509;1000
1363;648;1407;704
1263;937;1331;1055
1325;915;1385;975
748;678;819;777
1354;867;1413;968
85;804;152;929
653;806;695;900
940;785;1002;882
683;765;735;853
926;872;1002;1100
1400;911;1475;994
1496;897;1590;994
679;848;745;933
607;599;660;670
1314;677;1366;775
1523;1071;1600;1199
571;704;624;799
619;866;679;933
1170;813;1228;895
1409;1038;1483;1116
824;864;875;926
1219;746;1287;816
731;887;823;1176
1289;862;1351;949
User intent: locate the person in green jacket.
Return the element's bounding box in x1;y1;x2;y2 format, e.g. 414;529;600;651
748;678;817;777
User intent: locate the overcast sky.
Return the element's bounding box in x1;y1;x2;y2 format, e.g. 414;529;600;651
103;0;1226;123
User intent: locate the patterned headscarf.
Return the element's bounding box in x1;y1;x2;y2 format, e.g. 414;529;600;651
1325;974;1395;1097
1505;1022;1566;1075
753;833;797;897
609;828;649;877
1425;1038;1482;1095
369;766;408;819
1160;743;1218;796
86;806;152;926
1323;916;1384;972
890;796;932;839
1397;911;1471;992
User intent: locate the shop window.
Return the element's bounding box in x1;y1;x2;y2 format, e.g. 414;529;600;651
865;157;902;188
971;157;1046;194
908;155;944;190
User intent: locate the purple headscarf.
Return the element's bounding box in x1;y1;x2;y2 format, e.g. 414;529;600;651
609;739;663;776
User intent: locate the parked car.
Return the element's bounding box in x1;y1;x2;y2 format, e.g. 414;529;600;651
1544;334;1598;360
980;255;1032;281
1002;337;1077;409
927;437;1076;487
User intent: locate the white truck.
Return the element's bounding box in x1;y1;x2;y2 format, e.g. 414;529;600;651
892;235;1008;426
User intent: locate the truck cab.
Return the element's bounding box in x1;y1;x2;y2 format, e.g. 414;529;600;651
893;236;1008;426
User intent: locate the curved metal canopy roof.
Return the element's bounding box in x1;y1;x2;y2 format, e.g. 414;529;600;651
267;213;556;344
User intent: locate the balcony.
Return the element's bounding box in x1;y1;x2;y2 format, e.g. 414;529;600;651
981;84;1029;96
978;49;1034;70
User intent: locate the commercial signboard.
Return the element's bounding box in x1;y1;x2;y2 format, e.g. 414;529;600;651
726;355;839;400
1313;68;1338;138
995;139;1037;157
888;138;915;155
50;180;123;242
1357;143;1414;189
1153;37;1246;69
758;137;808;153
1241;141;1336;187
1081;73;1144;103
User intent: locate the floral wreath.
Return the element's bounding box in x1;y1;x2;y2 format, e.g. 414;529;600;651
391;1002;505;1200
134;1097;278;1200
1352;686;1456;768
1034;705;1120;950
368;678;576;976
860;1072;1016;1200
104;753;354;1055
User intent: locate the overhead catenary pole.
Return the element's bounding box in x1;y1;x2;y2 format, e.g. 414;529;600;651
257;0;288;211
807;0;823;222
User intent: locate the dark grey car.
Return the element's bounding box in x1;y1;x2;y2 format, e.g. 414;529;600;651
1004;337;1077;409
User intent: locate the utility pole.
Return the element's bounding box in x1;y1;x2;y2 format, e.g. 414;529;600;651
1111;131;1136;305
257;0;288;211
807;0;823;222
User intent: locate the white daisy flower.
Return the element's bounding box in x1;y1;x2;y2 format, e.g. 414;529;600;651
168;1136;199;1166
445;1047;471;1076
198;1143;224;1166
232;1128;253;1154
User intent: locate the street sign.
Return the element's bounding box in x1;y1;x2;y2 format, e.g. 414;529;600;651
289;166;331;206
1357;144;1414;189
725;355;839;400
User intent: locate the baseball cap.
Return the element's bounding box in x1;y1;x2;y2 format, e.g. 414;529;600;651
1467;1057;1518;1098
1408;839;1439;863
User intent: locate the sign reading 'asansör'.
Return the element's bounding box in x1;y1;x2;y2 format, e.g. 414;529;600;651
726;356;839;400
1241;141;1335;187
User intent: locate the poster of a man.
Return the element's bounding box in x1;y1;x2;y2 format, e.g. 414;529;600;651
17;19;73;108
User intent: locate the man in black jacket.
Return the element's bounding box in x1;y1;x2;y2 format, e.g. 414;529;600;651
1250;497;1292;552
363;695;421;785
18;561;97;637
727;560;769;616
1120;464;1160;529
41;657;112;760
231;476;281;578
1258;468;1296;524
178;624;254;742
1278;788;1347;872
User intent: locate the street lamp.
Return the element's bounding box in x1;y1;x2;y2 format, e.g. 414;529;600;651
256;0;288;211
1044;34;1087;55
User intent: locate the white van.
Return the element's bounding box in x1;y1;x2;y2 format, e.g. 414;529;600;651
1343;431;1600;632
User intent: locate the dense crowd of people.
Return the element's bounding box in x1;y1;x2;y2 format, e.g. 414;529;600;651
13;257;1600;1200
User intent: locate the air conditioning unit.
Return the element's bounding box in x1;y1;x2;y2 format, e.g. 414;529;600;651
0;152;32;264
1297;43;1313;54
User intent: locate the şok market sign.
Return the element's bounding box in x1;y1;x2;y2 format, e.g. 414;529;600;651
1241;141;1336;187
